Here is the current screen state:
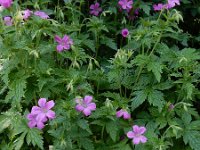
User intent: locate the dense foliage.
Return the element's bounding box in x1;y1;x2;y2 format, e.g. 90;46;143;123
0;0;200;149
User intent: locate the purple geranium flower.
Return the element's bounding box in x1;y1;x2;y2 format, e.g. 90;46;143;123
168;103;175;111
127;125;147;144
4;16;12;26
116;109;131;119
167;0;180;8
75;95;96;116
121;28;129;37
153;4;164;11
90;2;102;16
31;98;55;121
0;0;12;8
118;0;133;10
34;11;49;19
54;35;73;52
27;98;55;129
27;113;47;129
22;9;32;20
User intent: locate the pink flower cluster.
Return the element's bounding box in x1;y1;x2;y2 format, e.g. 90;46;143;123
116;108;147;145
3;10;49;26
75;95;96;116
27;98;55;129
153;0;180;11
0;0;12;8
54;35;73;52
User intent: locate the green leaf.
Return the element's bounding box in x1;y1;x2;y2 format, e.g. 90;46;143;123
183;82;194;100
147;90;165;111
131;90;148;110
77;119;92;134
5;72;27;104
82;39;95;52
132;54;149;66
0;116;11;133
101;37;117;50
110;139;132;150
182;112;192;125
183;130;200;150
106;120;118;142
140;4;151;15
179;48;200;62
147;61;163;82
79;138;94;150
13;132;26;150
26;128;44;149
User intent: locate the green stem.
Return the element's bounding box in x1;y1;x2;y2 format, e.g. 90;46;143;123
95;32;99;58
101;125;105;140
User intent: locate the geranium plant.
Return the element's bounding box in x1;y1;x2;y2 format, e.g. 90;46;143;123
0;0;200;150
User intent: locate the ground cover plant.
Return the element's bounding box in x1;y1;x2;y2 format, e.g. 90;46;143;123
0;0;200;149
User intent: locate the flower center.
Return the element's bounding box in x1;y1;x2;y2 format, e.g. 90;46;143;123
42;108;48;113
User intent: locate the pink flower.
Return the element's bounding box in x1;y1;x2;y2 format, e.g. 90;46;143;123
116;109;131;119
54;35;73;52
34;11;49;19
0;0;12;8
121;28;129;37
27;98;55;129
118;0;133;10
127;125;147;144
31;98;55;121
22;9;32;20
27;113;47;129
90;2;102;16
153;4;164;11
75;95;96;116
4;16;12;26
167;0;180;8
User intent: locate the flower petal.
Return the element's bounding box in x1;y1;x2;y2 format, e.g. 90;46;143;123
45;100;55;110
37;121;45;129
83;95;93;104
127;131;135;139
36;113;46;122
54;35;62;43
133;125;140;134
138;126;146;134
75;104;84;112
123;112;131;119
28;121;36;128
90;4;95;9
27;113;35;120
87;103;96;111
46;110;56;119
63;35;69;42
83;108;91;116
133;137;140;145
116;109;124;118
56;45;64;52
31;106;42;114
140;135;147;143
38;98;47;108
